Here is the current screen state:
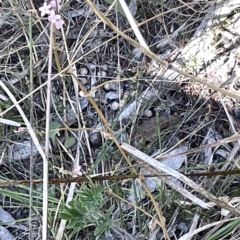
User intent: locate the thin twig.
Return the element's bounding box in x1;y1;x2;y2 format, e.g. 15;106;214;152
1;168;240;187
42;22;54;240
28;11;34;240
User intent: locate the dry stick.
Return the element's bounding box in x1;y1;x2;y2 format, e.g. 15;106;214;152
188;214;200;240
42;22;54;240
28;11;34;240
2;168;240;188
121;143;240;215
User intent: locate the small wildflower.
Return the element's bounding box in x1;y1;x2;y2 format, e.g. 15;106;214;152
17;127;24;132
54;19;64;29
50;0;62;10
13;127;25;133
72;166;83;176
39;2;51;17
39;1;64;30
48;10;61;24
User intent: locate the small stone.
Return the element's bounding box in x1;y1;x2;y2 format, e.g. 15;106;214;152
80;77;87;85
80;67;88;76
97;70;107;77
102;64;108;71
104;82;110;91
101;71;107;77
89;132;102;147
111;101;119;110
143;109;153;118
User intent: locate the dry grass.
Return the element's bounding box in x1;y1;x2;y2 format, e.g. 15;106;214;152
0;0;240;239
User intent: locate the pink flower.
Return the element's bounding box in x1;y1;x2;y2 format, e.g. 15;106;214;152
50;0;62;10
72;166;82;176
48;10;61;24
17;127;24;132
39;2;51;17
54;19;64;29
13;127;25;133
